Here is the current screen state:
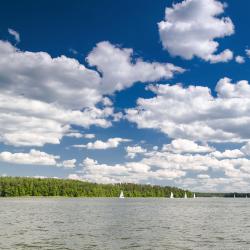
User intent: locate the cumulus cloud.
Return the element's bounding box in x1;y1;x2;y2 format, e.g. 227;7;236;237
66;132;95;139
60;159;77;168
162;139;214;153
0;40;101;110
0;92;113;146
68;140;250;191
210;149;244;159
216;77;250;98
75;137;130;150
207;49;233;64
8;28;20;43
102;97;113;106
0;40;183;147
158;0;234;63
0;40;113;146
68;174;83;181
175;177;249;192
0;149;78;168
125;146;147;159
73;156;185;184
87;41;184;93
66;132;84;138
235;55;245;64
0;149;59;165
127;78;250;142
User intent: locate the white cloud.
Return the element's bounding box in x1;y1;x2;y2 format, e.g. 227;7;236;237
127;78;250;142
66;132;84;138
0;40;101;110
245;49;250;57
66;132;95;139
8;28;20;43
175;177;243;192
84;134;96;139
216;77;250;98
102;97;113;106
72;145;86;149
162;139;214;153
207;49;233;63
197;174;210;179
0;148;77;168
235;55;245;64
68;174;83;181
0;40;114;146
73;156;186;184
78;137;130;150
210;149;244;159
0;40;183;147
87;41;184;93
0;92;112;146
60;159;77;168
125;146;147;159
0;149;59;165
68;140;250;191
158;0;234;63
30;175;60;179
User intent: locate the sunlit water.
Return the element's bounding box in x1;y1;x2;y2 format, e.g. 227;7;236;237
0;198;250;249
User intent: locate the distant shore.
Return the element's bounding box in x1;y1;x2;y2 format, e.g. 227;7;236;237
196;192;250;198
0;177;246;198
0;176;191;198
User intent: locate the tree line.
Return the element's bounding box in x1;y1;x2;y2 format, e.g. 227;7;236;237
0;177;192;197
196;192;250;198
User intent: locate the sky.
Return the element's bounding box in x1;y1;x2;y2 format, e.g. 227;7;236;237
1;0;250;192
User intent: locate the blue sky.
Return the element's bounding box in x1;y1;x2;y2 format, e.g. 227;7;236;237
1;0;250;191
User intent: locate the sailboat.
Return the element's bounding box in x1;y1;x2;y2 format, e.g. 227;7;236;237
193;193;196;198
119;191;124;199
234;193;236;198
184;192;187;199
170;192;174;198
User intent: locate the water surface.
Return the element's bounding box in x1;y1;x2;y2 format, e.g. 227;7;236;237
0;198;250;249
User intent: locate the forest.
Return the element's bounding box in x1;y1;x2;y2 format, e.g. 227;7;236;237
0;177;192;197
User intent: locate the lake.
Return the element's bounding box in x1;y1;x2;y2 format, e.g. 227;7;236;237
0;198;250;249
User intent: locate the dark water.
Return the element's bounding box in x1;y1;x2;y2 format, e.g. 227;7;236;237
0;198;250;249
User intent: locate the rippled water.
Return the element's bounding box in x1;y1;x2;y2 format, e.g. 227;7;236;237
0;198;250;249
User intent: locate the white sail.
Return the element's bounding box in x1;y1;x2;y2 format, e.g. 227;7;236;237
184;192;187;199
119;191;124;199
170;192;174;198
193;193;196;198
